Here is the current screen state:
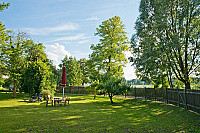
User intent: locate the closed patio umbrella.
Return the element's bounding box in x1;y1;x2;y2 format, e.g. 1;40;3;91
61;67;66;100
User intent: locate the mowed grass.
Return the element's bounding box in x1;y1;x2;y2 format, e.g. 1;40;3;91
0;92;199;132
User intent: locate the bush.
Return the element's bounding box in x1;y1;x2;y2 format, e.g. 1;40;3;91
42;90;54;100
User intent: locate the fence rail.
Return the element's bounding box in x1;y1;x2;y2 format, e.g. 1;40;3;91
57;86;200;113
129;88;200;113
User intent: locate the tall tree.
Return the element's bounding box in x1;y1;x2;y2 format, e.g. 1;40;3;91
21;40;56;96
4;32;28;98
60;56;83;86
0;2;9;87
89;16;130;103
130;0;200;89
89;16;129;78
0;23;9;80
79;58;89;85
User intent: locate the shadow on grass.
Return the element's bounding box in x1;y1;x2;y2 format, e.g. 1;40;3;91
0;94;199;132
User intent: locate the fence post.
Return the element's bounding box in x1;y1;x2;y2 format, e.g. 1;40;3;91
154;86;156;101
78;87;80;94
166;87;168;104
185;87;188;110
145;87;147;100
134;87;136;99
177;87;180;107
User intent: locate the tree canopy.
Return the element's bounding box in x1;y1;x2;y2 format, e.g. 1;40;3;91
89;16;129;79
88;16;131;103
59;56;83;86
130;0;200;89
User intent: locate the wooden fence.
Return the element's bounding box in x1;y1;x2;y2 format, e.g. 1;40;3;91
57;86;88;94
129;88;200;113
56;86;200;113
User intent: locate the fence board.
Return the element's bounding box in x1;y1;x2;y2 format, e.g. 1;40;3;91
131;88;200;113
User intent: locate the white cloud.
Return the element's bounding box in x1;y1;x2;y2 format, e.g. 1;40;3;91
22;23;79;35
52;33;89;42
77;40;90;44
85;16;99;21
44;11;73;17
45;43;71;68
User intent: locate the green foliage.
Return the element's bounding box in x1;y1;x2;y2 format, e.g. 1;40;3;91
0;2;9;12
152;76;169;88
98;75;132;103
79;58;90;85
2;78;12;88
42;90;54;100
0;22;8;72
131;0;200;89
126;79;148;85
60;56;83;86
86;80;100;99
1;31;29;97
119;82;132;97
89;16;130;81
1;31;56;97
20;40;56;96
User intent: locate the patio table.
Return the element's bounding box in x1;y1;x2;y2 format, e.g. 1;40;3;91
54;97;62;106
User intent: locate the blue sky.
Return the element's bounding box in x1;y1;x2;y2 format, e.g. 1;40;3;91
0;0;140;80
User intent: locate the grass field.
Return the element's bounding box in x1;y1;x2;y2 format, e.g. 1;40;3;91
0;92;199;132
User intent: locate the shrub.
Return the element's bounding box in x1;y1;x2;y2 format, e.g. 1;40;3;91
42;90;54;100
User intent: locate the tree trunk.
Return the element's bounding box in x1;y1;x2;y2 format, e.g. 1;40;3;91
108;93;113;104
185;81;191;90
109;96;113;104
167;70;173;89
94;94;96;99
13;79;17;98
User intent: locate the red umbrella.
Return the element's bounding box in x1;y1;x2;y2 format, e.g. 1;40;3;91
61;67;66;100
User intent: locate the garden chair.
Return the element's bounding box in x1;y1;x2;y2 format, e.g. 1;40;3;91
29;93;37;102
38;93;43;102
46;95;53;107
62;97;70;106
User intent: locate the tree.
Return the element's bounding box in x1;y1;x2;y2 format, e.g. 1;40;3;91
120;82;132;98
20;40;56;96
60;56;83;86
86;80;99;99
0;2;9;87
100;77;122;104
130;0;200;89
0;23;9;83
89;16;129;79
88;16;130;103
98;75;131;104
79;58;89;85
3;31;29;98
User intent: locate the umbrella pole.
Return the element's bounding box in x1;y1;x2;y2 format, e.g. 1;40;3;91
63;86;64;100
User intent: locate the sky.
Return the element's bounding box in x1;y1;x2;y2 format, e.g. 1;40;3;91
0;0;141;80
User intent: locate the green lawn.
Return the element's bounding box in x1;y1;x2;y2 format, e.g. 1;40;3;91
0;92;199;132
